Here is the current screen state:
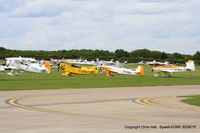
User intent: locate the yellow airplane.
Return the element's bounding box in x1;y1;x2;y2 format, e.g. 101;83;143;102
152;60;195;77
60;63;98;76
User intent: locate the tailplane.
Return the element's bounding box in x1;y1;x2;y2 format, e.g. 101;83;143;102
186;60;195;71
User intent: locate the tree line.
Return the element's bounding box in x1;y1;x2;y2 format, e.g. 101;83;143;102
0;47;200;64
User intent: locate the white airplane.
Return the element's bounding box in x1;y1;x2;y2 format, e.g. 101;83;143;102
146;60;169;66
63;59;96;65
5;57;51;76
97;58;144;77
97;59;116;66
138;61;145;65
152;60;195;77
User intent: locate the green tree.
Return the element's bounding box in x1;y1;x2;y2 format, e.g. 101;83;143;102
130;49;151;58
114;49;129;58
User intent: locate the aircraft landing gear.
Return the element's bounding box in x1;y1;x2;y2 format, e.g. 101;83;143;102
62;72;72;76
106;71;114;77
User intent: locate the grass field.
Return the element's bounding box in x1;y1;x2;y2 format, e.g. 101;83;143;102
181;95;200;107
0;64;200;91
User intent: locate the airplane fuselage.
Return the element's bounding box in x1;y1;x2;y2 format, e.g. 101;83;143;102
152;66;187;73
60;63;98;76
100;66;141;75
19;63;50;73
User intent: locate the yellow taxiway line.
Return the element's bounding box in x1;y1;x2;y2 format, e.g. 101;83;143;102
7;96;200;127
134;97;200;113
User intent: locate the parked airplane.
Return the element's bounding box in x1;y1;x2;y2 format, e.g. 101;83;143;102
97;59;117;66
96;58;144;77
100;65;144;77
152;60;195;77
63;59;96;65
5;57;51;75
146;60;169;66
60;62;98;76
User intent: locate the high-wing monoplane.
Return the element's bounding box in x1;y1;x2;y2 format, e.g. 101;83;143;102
5;57;51;75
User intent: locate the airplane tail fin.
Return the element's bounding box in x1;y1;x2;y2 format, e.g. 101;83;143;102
186;60;195;71
135;65;144;76
96;58;100;67
44;62;51;73
114;61;120;68
164;61;169;65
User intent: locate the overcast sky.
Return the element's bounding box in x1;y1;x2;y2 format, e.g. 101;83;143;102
0;0;200;54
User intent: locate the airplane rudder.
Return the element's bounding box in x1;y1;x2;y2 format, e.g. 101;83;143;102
44;62;51;73
140;65;144;76
186;60;195;71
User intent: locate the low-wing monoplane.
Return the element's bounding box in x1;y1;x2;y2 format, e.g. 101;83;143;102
96;58;144;77
60;62;98;76
152;60;195;77
100;65;144;77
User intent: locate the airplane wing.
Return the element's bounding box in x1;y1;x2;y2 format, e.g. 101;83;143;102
155;69;173;73
0;66;18;70
4;66;18;70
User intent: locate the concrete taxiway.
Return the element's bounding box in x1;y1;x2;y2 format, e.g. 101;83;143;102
0;85;200;133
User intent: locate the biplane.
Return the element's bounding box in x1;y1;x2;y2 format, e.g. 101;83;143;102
60;63;98;76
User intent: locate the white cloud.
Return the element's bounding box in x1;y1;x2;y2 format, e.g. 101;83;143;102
0;0;200;54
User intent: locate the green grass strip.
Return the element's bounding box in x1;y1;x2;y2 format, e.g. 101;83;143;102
181;95;200;107
0;65;200;91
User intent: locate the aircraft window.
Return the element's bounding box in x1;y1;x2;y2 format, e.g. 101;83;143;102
21;60;30;65
31;61;37;63
166;64;172;67
107;63;114;66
